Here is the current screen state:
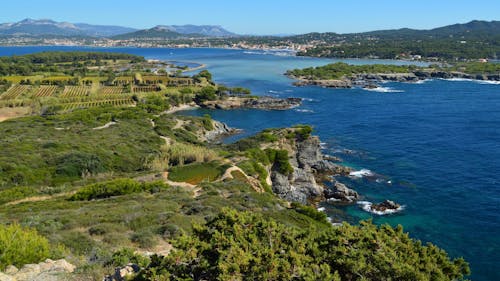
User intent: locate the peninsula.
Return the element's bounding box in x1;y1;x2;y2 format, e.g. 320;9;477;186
286;62;500;88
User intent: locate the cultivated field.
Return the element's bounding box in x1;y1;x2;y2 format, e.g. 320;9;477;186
0;85;31;100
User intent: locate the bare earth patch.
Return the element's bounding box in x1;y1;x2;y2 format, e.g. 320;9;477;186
0;107;31;122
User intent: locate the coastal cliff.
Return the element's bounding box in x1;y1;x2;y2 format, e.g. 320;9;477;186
232;126;352;204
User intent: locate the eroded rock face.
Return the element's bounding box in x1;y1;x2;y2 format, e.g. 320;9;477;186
324;181;359;203
0;259;76;281
270;134;349;204
205;120;238;142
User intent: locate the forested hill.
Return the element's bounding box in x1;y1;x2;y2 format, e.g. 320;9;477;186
297;20;500;60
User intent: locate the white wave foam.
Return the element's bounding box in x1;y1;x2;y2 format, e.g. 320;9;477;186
478;80;500;85
442;78;500;85
349;169;374;178
302;98;319;102
363;86;404;93
268;90;281;94
294;109;315;113
317;207;326;212
320;142;327;149
357;201;405;215
414;79;432;84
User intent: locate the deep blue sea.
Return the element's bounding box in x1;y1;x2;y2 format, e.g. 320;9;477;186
1;46;499;280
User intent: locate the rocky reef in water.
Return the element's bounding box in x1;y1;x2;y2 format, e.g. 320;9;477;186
200;96;302;110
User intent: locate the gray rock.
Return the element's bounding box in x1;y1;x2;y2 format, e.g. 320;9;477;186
371;200;401;212
271;171;307;204
243;97;302;110
205;120;238;142
325;181;359;203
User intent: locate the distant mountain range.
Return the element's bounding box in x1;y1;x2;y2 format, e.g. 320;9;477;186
110;25;235;40
0;18;498;40
0;18;236;38
0;18;137;37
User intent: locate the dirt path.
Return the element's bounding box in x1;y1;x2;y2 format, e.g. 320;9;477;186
6;191;77;206
220;166;264;193
173;119;187;129
161;171;202;197
163;104;199;114
92;121;117;130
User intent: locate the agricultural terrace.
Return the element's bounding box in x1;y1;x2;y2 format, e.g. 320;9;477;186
0;52;251;120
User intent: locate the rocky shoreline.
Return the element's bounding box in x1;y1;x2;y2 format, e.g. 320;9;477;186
290;70;500;88
263;128;403;216
200;96;302;110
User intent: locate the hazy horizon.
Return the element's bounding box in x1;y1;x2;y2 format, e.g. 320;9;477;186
1;0;499;35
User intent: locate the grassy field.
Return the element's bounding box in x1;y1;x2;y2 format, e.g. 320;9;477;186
168;162;228;184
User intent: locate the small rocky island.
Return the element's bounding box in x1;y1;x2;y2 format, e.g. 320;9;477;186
287;62;500;88
200;96;302;110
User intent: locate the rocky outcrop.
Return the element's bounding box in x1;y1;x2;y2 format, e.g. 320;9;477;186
0;259;76;281
371;200;401;212
201;96;301;110
324;181;359;203
270;134;349;204
205;120;239;142
293;79;352;88
104;263;141;281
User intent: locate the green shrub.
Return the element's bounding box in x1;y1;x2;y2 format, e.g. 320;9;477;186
135;209;470;281
70;179;169;201
0;186;37;205
201;114;214;130
131;230;157;249
0;223;50;269
266;149;294;175
245;148;270;165
55;152;105;178
290;202;329;224
293;124;313;140
110;248;150;268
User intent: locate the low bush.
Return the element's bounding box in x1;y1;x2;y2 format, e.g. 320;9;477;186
290;202;329;224
266;149;294;175
0;223;50;269
0;186;37;205
110;248;150;268
135;208;470;281
70;179;169;201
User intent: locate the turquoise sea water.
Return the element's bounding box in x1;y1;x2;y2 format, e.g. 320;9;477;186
1;46;498;280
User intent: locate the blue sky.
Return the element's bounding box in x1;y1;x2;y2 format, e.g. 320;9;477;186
1;0;499;34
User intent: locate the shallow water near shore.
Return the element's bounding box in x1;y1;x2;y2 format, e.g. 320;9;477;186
1;46;499;280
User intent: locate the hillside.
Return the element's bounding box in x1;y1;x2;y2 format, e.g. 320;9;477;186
111;26;203;40
297;20;500;60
